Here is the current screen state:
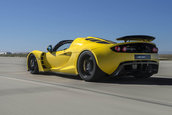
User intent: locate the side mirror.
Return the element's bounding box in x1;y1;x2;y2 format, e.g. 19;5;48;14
47;45;53;52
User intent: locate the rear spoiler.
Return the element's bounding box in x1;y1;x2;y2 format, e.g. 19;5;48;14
116;35;155;42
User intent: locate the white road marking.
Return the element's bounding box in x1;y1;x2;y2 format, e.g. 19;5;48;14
0;75;54;87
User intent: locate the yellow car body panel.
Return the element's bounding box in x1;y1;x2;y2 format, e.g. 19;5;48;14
27;36;159;76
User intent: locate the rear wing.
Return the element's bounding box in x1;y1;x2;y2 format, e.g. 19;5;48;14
116;35;155;42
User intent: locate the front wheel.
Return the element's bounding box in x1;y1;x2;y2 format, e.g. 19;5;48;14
77;51;105;82
28;54;39;74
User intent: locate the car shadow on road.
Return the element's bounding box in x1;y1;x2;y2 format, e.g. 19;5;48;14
98;76;172;85
38;72;172;86
38;72;82;80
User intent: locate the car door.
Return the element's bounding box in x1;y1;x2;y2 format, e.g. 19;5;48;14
46;41;73;69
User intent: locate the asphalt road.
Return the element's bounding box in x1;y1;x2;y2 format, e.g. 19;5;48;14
0;57;172;115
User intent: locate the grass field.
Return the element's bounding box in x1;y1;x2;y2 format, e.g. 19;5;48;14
159;54;172;60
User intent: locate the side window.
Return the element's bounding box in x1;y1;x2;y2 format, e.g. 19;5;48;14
56;43;71;51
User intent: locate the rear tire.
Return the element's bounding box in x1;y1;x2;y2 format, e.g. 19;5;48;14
77;51;105;82
28;54;39;74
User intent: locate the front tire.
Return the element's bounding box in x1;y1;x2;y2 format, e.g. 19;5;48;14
77;51;105;82
28;54;39;74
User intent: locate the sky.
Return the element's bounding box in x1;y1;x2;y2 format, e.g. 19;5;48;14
0;0;172;53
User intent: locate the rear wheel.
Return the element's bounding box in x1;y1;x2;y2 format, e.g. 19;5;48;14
28;54;39;74
77;51;105;82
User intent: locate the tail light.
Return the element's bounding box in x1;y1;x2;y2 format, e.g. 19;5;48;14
111;43;158;53
112;46;127;52
122;46;127;52
153;47;158;53
114;46;121;52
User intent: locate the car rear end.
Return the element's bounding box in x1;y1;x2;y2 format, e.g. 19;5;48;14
110;42;159;77
91;35;159;78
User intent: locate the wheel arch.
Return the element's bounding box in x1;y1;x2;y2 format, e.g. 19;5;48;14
27;50;45;72
77;47;116;75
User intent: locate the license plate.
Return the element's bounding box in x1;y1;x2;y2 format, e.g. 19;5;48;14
135;55;151;59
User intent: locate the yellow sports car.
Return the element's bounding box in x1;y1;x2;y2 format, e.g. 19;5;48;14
27;35;159;81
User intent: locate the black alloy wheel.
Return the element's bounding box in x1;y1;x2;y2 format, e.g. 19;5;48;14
28;54;39;74
77;51;105;82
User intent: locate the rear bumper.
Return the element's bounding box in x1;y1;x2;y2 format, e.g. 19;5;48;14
111;61;159;76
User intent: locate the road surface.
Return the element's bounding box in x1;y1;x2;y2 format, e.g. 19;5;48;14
0;57;172;115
